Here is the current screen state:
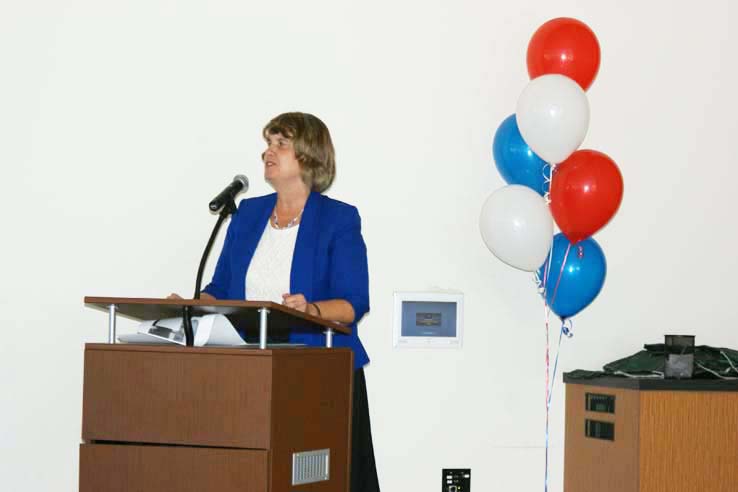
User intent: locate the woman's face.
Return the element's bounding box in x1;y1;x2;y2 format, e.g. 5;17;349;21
262;132;303;188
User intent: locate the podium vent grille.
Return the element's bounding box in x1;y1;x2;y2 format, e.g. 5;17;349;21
292;449;330;485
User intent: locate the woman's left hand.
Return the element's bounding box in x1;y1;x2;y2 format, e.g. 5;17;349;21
282;294;354;322
282;293;309;312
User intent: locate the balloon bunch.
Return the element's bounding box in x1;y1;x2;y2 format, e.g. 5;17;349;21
480;19;623;492
480;18;623;321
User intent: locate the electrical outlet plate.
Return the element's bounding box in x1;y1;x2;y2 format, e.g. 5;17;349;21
442;468;471;492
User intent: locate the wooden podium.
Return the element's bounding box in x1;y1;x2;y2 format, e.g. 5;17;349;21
563;375;738;492
80;297;354;492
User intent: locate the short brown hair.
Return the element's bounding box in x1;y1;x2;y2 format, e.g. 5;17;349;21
263;112;336;193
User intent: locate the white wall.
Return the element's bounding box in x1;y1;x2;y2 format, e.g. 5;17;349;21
2;1;737;490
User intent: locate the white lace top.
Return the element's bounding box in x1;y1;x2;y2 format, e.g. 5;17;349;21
245;221;300;303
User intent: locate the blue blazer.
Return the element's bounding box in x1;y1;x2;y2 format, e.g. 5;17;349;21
203;191;370;368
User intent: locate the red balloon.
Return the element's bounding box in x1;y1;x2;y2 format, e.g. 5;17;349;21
550;150;623;244
527;18;601;91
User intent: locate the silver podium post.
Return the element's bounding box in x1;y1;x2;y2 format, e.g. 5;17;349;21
258;308;270;349
108;304;117;344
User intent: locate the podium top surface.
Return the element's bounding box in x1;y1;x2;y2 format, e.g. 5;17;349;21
563;373;738;391
85;296;351;335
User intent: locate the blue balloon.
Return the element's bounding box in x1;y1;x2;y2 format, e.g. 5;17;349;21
538;233;607;319
493;114;550;196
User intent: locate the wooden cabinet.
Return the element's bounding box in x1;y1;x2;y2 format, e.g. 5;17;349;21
564;376;738;492
80;344;353;492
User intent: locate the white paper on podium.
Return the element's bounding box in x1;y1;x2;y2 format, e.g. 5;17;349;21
195;314;252;346
118;314;254;347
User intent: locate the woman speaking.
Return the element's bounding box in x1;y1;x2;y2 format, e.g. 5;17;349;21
175;112;380;491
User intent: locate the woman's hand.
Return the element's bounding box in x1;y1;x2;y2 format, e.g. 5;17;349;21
281;294;353;322
282;293;309;313
282;293;322;317
166;292;216;301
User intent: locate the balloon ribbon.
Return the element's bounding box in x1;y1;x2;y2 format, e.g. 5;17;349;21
541;242;573;492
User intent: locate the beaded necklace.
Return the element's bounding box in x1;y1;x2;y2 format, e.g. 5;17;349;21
271;208;303;229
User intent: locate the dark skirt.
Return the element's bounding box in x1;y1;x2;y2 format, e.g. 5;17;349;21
351;368;381;492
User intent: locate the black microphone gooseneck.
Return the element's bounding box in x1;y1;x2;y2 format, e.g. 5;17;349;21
193;199;238;299
182;175;248;347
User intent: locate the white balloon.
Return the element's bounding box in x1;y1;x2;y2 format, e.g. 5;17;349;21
516;74;589;164
479;185;553;271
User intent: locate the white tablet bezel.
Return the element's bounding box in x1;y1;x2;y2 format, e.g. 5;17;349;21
392;291;464;349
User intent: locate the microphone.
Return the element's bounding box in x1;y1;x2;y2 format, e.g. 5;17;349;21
208;175;249;212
